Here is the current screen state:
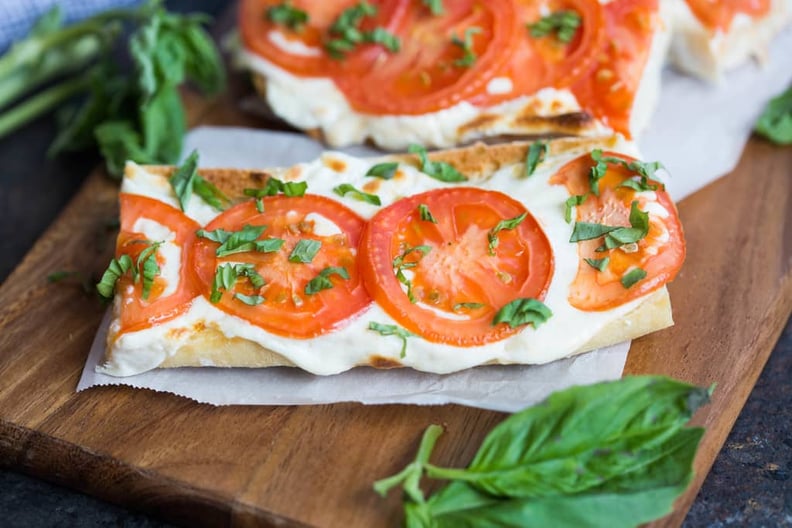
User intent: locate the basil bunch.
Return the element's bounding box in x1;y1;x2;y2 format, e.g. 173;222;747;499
376;376;712;527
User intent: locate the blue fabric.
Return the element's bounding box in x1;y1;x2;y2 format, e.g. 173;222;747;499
0;0;143;51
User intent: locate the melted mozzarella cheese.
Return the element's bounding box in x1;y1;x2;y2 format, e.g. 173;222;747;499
102;136;674;377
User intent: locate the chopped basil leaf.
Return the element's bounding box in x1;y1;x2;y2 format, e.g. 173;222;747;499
487;213;527;255
393;245;432;303
135;241;162;300
422;0;444;15
755;84;792;144
366;162;399;180
621;267;647;288
601;201;649;250
366;27;400;52
195;227;232;244
333;183;381;205
198;224;285;258
169;150;229;211
418;204;437;223
528;10;581;43
254;198;264;212
305;266;350;295
570;221;619;242
234;293;265;306
96;254;133;300
244;177;308;199
325;2;399;59
524;142;547;177
589;149;608;196
453;302;485;311
564;193;588;223
584;257;610;272
408;144;467;182
288;239;322;263
618;178;658;192
451;26;481;68
590;149;665;194
211;263;265;303
368;321;416;358
266;1;309;31
492;298;552;329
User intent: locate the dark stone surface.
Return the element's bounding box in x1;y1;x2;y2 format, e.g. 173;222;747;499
0;1;790;526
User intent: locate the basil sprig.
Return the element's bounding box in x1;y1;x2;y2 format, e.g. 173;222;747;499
197;225;284;258
492;297;552;329
305;266;349;295
524;141;547;177
451;27;481;68
211;263;265;304
487;213;527;256
408;144;467;182
333;183;381;205
528;10;581;43
170;150;230;212
755;84;792;144
266;1;309;31
289;239;322;263
375;376;712;527
368;321;415;358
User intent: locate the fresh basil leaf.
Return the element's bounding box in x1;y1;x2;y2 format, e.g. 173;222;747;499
169;149;199;210
325;1;390;59
422;0;444;15
333;183;381;205
588;149;608;196
528;10;581;43
492;298;551;329
135;241;162;300
365;27;400;52
755;85;792;145
193;176;230;211
96;254;133;300
366;162;399;179
564;194;588;223
570;222;617;242
618;178;657;192
584;257;610;272
368;321;416;358
451;26;481;68
408;144;467;182
393;245;432;303
233;293;265;306
266;1;309;31
488;213;527;255
199;224;284;258
95;120;156;178
196;227;232;244
211;263;265;303
600;201;650;250
305;266;349;295
377;376;712;527
453;302;485;311
289;239;322;263
621;268;647;288
418;204;437;224
525;142;547;177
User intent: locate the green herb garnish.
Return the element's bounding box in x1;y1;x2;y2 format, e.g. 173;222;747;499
755;85;792;144
422;0;444;15
492;297;551;329
366;161;399;180
325;2;400;59
451;27;481;68
564;193;588;223
266;1;309;31
487;213;527;255
96;254;134;300
368;321;416;358
305;266;349;295
333;183;381;205
408;144;467;182
570;202;649;252
288;239;322;263
210;263;265;303
393;245;432;303
197;225;284;258
528;10;581;43
525;141;547;177
233;293;265;306
621;267;647;288
170;150;229;212
418;204;437;223
584;257;610;272
453;302;485;311
96;240;163;300
374;376;712;527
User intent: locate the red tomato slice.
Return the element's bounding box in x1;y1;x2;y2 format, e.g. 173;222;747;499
685;0;770;31
471;0;606;107
359;188;554;346
115;194;201;335
194;196;371;338
239;0;410;77
336;0;520;115
570;0;659;137
550;152;685;311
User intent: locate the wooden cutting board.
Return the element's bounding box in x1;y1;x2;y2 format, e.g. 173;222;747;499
1;39;791;528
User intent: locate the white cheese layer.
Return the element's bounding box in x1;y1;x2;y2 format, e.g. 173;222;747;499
131;218;180;297
101;136;674;377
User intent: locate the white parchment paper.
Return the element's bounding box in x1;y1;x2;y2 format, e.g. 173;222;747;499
77;26;792;411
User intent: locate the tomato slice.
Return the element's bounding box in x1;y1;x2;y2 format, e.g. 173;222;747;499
336;0;519;115
239;0;410;77
115;194;201;335
550;152;685;311
194;196;371;338
570;0;659;137
359;188;554;346
684;0;771;31
471;0;605;107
